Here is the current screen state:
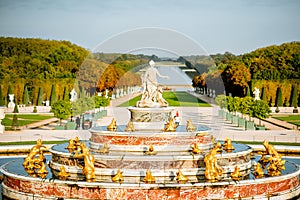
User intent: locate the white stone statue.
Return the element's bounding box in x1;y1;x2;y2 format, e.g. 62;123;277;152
8;94;15;108
253;87;260;100
136;60;169;108
70;88;78;102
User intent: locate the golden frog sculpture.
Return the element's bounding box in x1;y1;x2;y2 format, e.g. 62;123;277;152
263;140;286;176
107;118;117;131
163;118;177;132
125;121;135;132
231;166;242;181
58;166;70;180
145;145;157;155
253;163;265;178
143;169;155;183
176;169;189;183
112;169;124;182
98;143;110;154
186;119;196;132
215;142;223;153
223;138;235;151
191;143;202;154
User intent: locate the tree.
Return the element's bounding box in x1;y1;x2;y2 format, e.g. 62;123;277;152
260;87;267;102
251;100;271;126
245;86;251;97
11;104;19;130
215;95;227;109
72;96;95;116
238;96;254;120
0;85;5;106
37;87;44;106
62;87;70;101
290;85;298;108
51;100;72;126
49;84;57;106
23;86;30;106
275;87;283;107
94;96;110;108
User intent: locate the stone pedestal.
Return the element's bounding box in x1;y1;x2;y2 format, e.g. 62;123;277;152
128;107;174;131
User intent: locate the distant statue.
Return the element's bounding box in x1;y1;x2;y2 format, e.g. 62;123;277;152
253;87;260;100
8;94;15;108
136;60;169;108
70;88;78;102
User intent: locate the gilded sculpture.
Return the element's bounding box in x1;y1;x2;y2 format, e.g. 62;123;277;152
145;145;157;155
74;142;96;181
231;166;242;181
98;143;110;154
164;117;177;132
58;166;70;180
204;148;224;181
112;169;124;182
107;118;117;131
186;119;196;132
215;142;223;153
262;140;285;176
143;169;156;183
176;169;189;183
223;138;235;151
125;121;135;132
23;139;48;176
191;143;202;154
253;163;265;178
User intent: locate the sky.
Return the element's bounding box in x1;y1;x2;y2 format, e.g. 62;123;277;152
0;0;299;55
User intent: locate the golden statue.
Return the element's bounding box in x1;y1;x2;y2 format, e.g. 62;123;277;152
191;143;202;154
125;121;135;132
58;166;70;180
176;169;189;183
98;143;110;154
107;118;117;131
186;119;196;132
204;148;224;181
214;142;223;153
253;163;264;178
164;118;177;132
143;169;155;183
112;169;124;182
223;138;235;151
145;145;157;155
66;139;77;151
74;143;96;181
37;162;48;175
263;140;286;176
23;139;47;169
231;166;242;181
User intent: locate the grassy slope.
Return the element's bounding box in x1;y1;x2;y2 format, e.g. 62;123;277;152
118;91;211;107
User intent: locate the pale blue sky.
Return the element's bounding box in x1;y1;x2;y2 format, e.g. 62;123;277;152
0;0;299;55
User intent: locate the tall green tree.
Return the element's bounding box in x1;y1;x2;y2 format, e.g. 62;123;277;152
290;85;298;108
23;86;30;106
260;87;267;102
62;87;70;101
245;86;251;97
0;85;5;106
49;84;57;106
11;104;19;130
51;100;72;126
37;87;44;106
275;87;283;107
251;100;271;126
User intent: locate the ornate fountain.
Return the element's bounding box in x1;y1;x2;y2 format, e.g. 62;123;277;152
1;61;300;199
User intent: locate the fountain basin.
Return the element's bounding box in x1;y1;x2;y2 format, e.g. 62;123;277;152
1;159;300;199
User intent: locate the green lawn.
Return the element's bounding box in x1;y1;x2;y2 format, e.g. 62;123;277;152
118;91;211;107
273;115;300;126
2;114;54;128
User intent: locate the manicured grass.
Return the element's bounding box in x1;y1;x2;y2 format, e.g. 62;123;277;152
0;140;69;146
2;114;54;128
273;115;300;126
118;91;211;107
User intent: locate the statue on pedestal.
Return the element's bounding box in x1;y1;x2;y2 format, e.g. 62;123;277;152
8;94;15;108
70;88;78;102
136;60;169;108
253;87;260;100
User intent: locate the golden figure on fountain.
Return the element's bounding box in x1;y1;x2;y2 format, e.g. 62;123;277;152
253;163;265;178
107;118;117;131
125;121;135;132
223;138;235;151
231;166;242;181
58;166;70;180
112;169;124;183
204;148;224;181
74;143;96;181
176;169;189;183
186;119;196;132
164;117;177;132
98;143;110;154
191;143;202;154
143;169;156;183
263;140;286;176
145;145;157;155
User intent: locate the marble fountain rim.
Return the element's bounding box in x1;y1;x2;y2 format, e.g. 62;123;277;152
1;160;299;188
127;106;176;111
